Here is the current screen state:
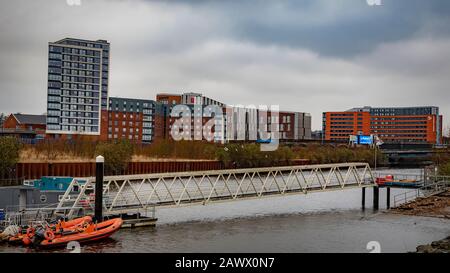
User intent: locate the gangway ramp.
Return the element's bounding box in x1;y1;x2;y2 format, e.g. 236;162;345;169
56;163;376;218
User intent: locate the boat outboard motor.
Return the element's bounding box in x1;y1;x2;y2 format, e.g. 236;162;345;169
32;227;46;246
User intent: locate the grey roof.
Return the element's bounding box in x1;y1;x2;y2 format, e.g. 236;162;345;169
13;114;46;125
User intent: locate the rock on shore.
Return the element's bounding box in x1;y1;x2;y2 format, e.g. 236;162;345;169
416;236;450;253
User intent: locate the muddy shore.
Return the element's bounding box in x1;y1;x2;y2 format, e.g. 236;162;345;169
391;189;450;253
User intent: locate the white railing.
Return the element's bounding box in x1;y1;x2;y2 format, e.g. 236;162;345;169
393;180;450;208
55;163;376;218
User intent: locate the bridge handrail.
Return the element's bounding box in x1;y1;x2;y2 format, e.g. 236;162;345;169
77;162;372;181
54;162;375;218
393;180;450;208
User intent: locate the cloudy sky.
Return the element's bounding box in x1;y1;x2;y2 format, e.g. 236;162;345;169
0;0;450;131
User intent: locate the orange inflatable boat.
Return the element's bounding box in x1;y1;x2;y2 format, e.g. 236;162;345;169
8;216;92;245
24;218;123;248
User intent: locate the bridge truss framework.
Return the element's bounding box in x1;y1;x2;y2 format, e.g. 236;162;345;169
56;163;376;218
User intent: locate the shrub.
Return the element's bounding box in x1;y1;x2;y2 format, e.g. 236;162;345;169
138;139;218;160
95;140;134;175
438;162;450;176
291;145;386;167
216;143;294;168
0;137;21;178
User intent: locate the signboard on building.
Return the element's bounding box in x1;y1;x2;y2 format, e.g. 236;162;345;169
358;135;373;145
349;135;374;145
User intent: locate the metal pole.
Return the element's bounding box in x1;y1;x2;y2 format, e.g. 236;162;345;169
95;155;104;223
362;187;366;210
373;186;379;211
374;145;377;171
386;187;391;209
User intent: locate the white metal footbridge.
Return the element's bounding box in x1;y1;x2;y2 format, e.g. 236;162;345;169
55;163;376;218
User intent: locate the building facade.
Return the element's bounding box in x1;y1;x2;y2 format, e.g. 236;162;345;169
1;114;47;141
107;97;159;144
323;106;443;144
159;92;312;143
46;38;110;139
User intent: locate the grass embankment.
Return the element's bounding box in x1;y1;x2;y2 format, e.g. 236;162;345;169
432;148;450;176
0;136;387;177
18;139;386;166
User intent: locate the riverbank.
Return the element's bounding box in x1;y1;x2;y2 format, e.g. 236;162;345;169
390;190;450;219
416;236;450;253
389;189;450;253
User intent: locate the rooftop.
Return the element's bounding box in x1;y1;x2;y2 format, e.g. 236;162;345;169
12;114;46;125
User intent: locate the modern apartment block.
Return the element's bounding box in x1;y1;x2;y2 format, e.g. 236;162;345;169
46;38;110;139
158;92;312;143
107;97;165;144
157;93;225;141
278;111;312;140
323;106;443;144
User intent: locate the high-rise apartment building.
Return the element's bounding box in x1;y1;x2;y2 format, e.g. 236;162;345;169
323;106;443;144
46;38;110;138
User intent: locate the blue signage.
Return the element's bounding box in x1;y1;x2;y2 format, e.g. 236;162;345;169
358;135;373;145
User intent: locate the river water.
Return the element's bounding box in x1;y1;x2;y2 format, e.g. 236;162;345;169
1;168;449;253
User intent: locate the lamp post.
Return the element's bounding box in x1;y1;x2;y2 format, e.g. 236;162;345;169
374;144;377;171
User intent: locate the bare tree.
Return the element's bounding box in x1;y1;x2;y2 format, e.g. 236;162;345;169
443;124;450;144
0;113;5;127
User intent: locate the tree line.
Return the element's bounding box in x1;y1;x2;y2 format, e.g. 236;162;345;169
0;137;392;178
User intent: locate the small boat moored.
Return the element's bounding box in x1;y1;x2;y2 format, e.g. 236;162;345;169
376;175;422;188
24;218;123;249
7;216;93;245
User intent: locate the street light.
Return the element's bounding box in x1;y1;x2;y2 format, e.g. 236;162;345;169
373;135;383;171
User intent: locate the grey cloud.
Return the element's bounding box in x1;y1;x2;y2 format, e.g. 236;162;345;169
0;0;449;132
147;0;450;57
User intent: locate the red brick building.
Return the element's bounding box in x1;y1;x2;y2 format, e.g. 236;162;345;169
1;114;47;141
107;97;159;144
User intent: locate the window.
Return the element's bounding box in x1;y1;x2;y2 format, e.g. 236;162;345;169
47;117;58;124
49;53;61;60
49;46;62;53
47;124;60;130
49;60;62;67
48;96;60;102
48;81;62;88
48;89;60;95
48;103;60;110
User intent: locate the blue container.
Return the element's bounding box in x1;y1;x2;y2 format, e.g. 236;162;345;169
0;209;5;221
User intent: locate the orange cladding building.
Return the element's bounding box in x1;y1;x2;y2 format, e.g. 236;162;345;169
323;106;443;144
